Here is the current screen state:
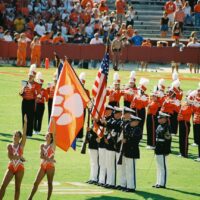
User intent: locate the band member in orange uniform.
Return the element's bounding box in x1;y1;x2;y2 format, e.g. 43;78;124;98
193;88;200;161
19;66;38;137
30;36;41;67
16;33;27;67
33;72;48;135
123;71;137;108
178;98;193;158
146;92;159;149
28;118;56;200
107;72;124;107
0;115;27;200
171;79;183;135
47;73;57;122
131;78;149;134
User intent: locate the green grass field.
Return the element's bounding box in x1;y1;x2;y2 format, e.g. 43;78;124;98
0;66;200;200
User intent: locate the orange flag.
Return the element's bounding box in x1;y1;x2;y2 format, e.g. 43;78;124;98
49;61;90;151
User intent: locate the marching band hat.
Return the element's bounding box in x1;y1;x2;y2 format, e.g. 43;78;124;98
79;72;86;84
157;111;170;119
139;78;149;91
158;79;165;91
113;72;120;84
129;71;136;83
130;115;141;121
114;106;123;113
36;72;44;84
124;106;135;113
29;64;37;76
172;71;179;81
198;82;200;91
106;105;115;110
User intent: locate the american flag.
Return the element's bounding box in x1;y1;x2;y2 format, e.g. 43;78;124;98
91;53;109;121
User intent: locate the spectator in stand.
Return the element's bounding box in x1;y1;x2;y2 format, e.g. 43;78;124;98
127;25;134;39
187;37;200;73
171;38;185;72
73;27;85;43
160;12;169;38
125;6;135;27
102;15;111;42
109;22;118;41
40;32;52;44
53;32;65;44
16;33;27;67
194;0;200;26
174;0;183;10
140;39;152;71
183;1;193;26
99;0;109;13
3;30;12;41
115;0;126;25
34;21;46;37
164;0;176;28
81;0;94;9
172;21;181;39
14;16;26;33
110;11;117;23
131;30;143;46
90;32;103;68
174;5;185;33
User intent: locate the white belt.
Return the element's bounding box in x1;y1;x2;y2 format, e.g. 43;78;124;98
156;138;165;142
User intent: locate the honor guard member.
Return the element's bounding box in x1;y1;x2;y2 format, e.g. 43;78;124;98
170;79;183;135
146;92;160;149
131;78;149;134
97;105;115;186
86;125;99;184
177;96;193;158
116;106;135;190
33;72;48;135
153;111;171;189
19;66;38;137
123;115;142;192
123;71;138;108
100;106;123;188
47;73;57;122
111;33;123;71
77;72;90;140
193;87;200;161
107;72;124;107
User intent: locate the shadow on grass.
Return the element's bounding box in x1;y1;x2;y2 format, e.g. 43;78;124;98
0;132;12;142
166;187;200;198
85;196;134;200
85;190;178;200
28;137;45;142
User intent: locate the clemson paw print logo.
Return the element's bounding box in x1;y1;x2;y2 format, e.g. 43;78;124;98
51;85;84;125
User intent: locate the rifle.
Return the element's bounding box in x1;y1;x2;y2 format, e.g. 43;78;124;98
81;107;90;154
117;108;125;165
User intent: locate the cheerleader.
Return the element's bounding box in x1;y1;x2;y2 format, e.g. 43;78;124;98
0;115;27;200
28;118;56;200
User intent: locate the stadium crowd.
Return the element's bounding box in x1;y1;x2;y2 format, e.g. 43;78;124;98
0;0;199;44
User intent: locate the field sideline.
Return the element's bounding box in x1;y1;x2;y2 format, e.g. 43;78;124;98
0;66;200;200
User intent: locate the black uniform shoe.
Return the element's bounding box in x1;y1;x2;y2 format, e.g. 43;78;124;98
152;184;160;188
121;187;127;191
115;185;122;190
125;188;135;193
86;180;92;184
158;185;166;189
92;181;98;185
